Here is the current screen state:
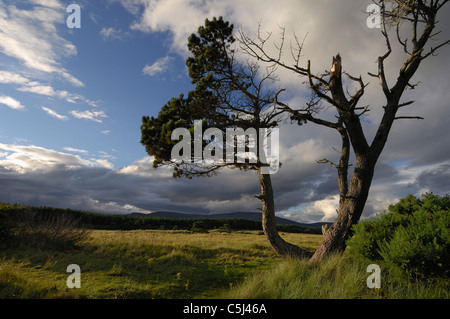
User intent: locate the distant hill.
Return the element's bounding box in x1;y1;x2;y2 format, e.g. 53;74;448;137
129;211;332;228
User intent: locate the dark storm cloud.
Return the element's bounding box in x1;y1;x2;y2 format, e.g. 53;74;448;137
414;163;450;193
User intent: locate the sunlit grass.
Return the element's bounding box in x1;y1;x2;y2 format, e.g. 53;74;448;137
221;253;449;299
0;229;321;299
1;229;447;299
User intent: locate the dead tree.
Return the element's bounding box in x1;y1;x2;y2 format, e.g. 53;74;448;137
239;0;449;263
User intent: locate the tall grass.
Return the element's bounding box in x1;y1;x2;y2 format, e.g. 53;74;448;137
220;254;366;299
4;209;89;250
221;253;449;299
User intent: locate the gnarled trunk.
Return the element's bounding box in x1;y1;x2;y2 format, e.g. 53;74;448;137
308;154;375;263
258;169;312;258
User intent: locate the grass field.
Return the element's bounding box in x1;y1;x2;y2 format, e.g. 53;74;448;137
0;229;320;298
0;228;448;299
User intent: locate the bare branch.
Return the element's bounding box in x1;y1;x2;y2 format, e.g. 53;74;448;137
398;100;415;107
343;72;368;110
317;158;339;168
356;105;371;117
290;31;308;67
406;81;421;89
421;39;450;58
394;116;424;120
396;17;411;55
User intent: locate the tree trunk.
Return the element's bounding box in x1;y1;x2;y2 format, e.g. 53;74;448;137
258;169;312;258
308;154;375;263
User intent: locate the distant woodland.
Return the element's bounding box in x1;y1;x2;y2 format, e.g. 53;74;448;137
0;203;321;235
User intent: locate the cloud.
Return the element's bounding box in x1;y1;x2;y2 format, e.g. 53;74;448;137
18;81;97;106
19;83;57;96
0;137;448;221
0;144;181;213
142;55;174;76
70;110;108;123
0;144;111;174
126;0;229;55
63;147;88;154
0;71;29;85
41;106;69;121
92;159;114;170
100;27;128;40
0;142;259;214
0;1;83;87
0;95;25;110
300;195;340;223
415;163;450;194
30;0;64;10
0;70;97;107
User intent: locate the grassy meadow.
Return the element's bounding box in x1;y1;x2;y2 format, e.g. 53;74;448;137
0;229;319;299
1;227;448;299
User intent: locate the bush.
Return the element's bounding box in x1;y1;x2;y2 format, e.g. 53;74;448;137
190;221;208;233
347;193;450;278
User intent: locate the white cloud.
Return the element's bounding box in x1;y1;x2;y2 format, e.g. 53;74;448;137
100;27;128;40
92;158;114;170
0;143;111;174
63;147;88;154
0;70;97;108
128;0;223;55
41;106;68;120
30;0;65;10
0;71;29;85
70;110;108;123
303;196;340;222
142;55;174;76
20;83;57;96
0;2;83;87
116;156;172;177
16;80;97;106
0;95;25;110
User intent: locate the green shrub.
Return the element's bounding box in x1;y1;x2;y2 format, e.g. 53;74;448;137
190;221;208;233
347;193;450;278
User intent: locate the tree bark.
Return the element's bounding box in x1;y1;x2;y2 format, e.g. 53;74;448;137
258;169;312;258
308;154;375;263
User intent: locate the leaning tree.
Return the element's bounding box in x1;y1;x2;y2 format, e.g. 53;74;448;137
141;17;311;258
238;0;449;263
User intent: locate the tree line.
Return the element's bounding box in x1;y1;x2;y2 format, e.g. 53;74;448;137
0;203;321;235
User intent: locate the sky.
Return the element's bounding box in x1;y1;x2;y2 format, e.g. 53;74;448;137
0;0;449;223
